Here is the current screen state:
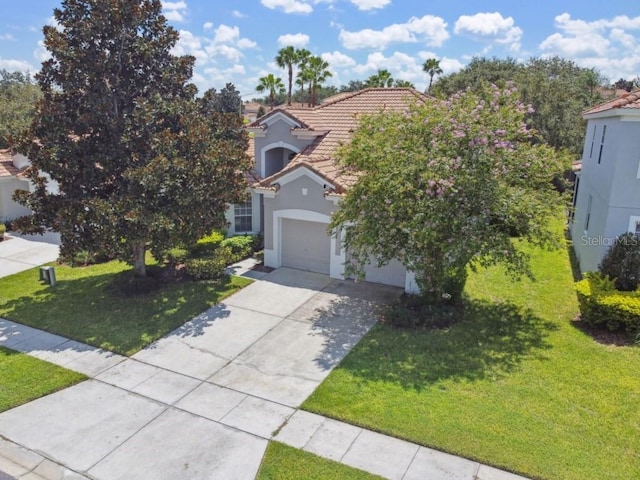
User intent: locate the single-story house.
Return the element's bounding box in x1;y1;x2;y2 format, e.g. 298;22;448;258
226;88;429;293
571;88;640;272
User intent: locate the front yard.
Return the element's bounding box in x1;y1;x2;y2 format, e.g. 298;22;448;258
303;228;640;480
0;260;252;356
0;346;85;412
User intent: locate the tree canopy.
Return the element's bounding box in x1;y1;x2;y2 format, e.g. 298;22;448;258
15;0;251;277
256;73;285;110
0;70;42;148
433;56;608;155
331;83;568;305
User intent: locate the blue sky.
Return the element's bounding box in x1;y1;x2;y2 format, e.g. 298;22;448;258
1;0;639;99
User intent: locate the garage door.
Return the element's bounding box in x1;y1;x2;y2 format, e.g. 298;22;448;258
281;218;331;274
364;257;406;287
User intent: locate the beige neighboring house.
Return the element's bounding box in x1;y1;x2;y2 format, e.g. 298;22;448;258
228;88;430;293
0;149;32;222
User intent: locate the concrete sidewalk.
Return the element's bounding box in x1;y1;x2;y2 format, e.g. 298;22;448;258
0;268;530;480
0;232;60;279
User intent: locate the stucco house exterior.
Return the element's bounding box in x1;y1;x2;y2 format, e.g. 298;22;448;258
0;149;33;223
571;88;640;273
226;88;428;292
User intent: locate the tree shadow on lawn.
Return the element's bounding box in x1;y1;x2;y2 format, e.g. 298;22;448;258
340;298;559;390
0;272;236;356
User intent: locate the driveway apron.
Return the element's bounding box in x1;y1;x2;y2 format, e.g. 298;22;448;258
0;268;401;479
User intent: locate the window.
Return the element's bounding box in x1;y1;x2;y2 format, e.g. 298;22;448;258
628;216;640;237
589;124;597;159
234;201;252;232
597;125;607;164
570;176;580;222
584;195;592;233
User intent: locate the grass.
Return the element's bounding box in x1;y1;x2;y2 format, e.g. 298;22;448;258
256;442;383;480
0;346;86;412
303;223;640;480
0;261;252;356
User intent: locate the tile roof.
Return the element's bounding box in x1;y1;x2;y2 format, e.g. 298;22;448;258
583;88;640;116
253;88;430;193
0;149;21;178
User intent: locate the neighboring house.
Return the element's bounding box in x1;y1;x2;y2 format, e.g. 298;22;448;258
571;88;640;273
0;149;32;223
229;88;429;292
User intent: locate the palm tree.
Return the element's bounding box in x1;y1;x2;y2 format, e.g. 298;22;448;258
422;58;442;93
295;48;311;104
365;69;394;88
275;46;298;106
256;74;286;110
394;79;415;88
306;56;332;107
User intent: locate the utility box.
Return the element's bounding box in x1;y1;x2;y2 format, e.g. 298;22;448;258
39;266;57;286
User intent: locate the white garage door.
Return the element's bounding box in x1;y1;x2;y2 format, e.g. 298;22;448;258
281;218;331;275
364;257;406;288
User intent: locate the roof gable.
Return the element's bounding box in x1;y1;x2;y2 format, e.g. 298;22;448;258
583;88;640;118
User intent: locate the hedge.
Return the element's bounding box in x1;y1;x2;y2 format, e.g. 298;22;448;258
575;273;640;331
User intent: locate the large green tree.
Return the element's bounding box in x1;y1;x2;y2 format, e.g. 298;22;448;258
304;56;332;107
365;69;394;88
14;0;250;277
331;84;568;305
0;70;42;148
434;56;606;155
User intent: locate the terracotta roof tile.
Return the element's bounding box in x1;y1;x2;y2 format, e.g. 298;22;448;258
254;88;430;192
583;88;640;115
0;149;21;178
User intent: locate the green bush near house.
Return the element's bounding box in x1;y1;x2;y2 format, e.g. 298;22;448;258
0;223;5;240
184;256;228;281
190;230;225;257
220;235;255;262
598;232;640;291
576;272;640;332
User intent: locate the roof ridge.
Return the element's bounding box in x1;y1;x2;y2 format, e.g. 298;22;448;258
313;87;427;110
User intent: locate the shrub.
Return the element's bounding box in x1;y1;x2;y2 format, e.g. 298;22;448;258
59;249;113;267
220;235;255;262
184;257;227;280
576;272;640;331
599;232;640;291
165;247;189;265
0;223;5;240
190;231;225;257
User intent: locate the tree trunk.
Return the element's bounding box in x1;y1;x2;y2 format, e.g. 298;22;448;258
132;242;146;277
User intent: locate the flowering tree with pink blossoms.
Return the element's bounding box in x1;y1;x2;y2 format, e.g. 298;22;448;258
331;84;569;305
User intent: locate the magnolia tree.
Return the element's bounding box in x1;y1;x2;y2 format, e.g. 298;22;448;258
14;0;250;277
331;84;568;304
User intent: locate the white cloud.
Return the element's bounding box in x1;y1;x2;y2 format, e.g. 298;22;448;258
321;50;356;67
172;30;208;63
206;44;242;63
0;33;15;41
33;40;50;63
454;12;522;51
231;10;247;19
261;0;313;14
214;24;239;44
535;13;640;82
277;33;310;47
162;1;188;22
0;57;37;73
238;38;257;49
350;0;391;11
339;15;449;50
203;22;213;31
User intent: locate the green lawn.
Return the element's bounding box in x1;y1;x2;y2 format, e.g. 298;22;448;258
303;230;640;480
256;442;383;480
0;346;86;412
0;261;252;356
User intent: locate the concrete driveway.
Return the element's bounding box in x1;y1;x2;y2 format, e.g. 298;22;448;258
0;232;60;279
0;268;403;479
